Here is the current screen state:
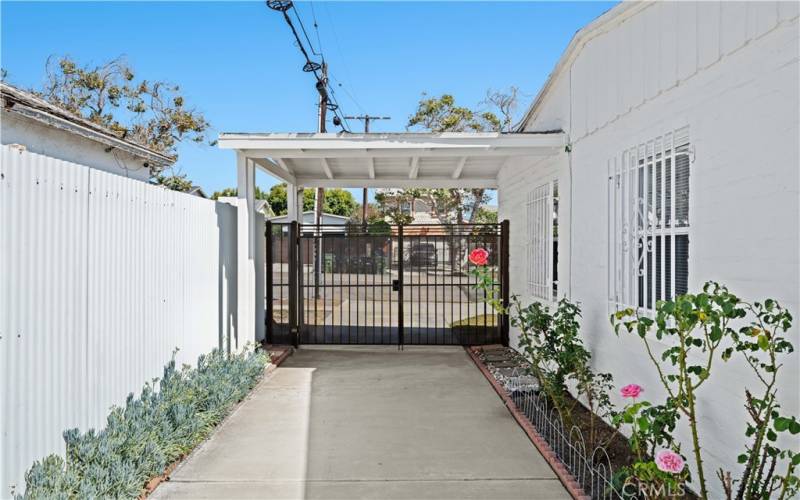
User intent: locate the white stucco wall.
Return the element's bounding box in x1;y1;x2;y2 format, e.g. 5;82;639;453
499;3;799;497
1;111;153;181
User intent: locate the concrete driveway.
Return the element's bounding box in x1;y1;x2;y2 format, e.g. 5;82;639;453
153;346;569;500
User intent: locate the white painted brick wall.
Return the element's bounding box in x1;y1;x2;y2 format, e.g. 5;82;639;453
501;5;799;497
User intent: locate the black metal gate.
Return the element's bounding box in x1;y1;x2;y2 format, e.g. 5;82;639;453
266;221;509;347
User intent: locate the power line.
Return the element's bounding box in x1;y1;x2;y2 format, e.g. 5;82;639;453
309;1;324;56
332;74;365;114
322;3;364;114
266;0;351;132
291;5;322;57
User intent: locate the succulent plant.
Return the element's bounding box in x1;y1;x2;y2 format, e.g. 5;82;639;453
21;346;268;499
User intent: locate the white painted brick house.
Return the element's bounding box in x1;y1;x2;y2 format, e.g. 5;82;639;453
498;2;799;496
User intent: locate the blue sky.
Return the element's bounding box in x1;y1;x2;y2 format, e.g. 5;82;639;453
1;1;616;201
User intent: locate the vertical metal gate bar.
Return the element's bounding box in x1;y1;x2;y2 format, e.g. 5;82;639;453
322;232;327;343
434;234;439;344
313;229;318;341
265;220;274;344
355;232;359;343
483;230;488;343
424;234;429;343
397;225;404;349
380;231;384;344
386;236;390;343
279;225;284;335
450;229;454;345
371;232;376;344
288;221;299;348
493;228;499;343
408;237;412;340
347;231;352;343
500;219;510;347
298;225;305;346
339;233;343;344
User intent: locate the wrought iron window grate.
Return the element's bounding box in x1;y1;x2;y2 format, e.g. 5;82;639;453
608;127;691;313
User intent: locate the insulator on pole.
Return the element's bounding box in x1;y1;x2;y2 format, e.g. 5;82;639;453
266;0;293;12
303;61;322;73
316;80;328;99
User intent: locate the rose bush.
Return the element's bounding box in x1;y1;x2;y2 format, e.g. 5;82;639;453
469;246;615;448
468;247;489;266
656;449;686;474
612;283;799;500
620;384;644;399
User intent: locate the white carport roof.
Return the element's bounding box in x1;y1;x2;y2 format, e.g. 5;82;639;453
217;132;565;188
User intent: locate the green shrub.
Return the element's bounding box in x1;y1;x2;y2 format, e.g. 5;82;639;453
21;347;268;499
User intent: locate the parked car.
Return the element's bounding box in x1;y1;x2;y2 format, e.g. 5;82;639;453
408;243;437;267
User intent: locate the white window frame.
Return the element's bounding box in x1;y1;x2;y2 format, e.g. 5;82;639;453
527;180;557;300
608;126;691;313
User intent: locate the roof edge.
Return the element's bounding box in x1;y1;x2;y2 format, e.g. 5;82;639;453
2;82;175;166
217;131;561;140
516;1;651;132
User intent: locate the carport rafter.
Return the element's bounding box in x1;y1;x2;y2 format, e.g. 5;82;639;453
219;131;565;188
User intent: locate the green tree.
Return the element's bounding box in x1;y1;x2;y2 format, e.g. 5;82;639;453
210;187;268;201
261;183;356;217
35;56;210;181
321;188;357;217
210;188;238;200
154;170;193;193
401;89;520;224
407;93;500;132
266;184;289;214
473;206;498;224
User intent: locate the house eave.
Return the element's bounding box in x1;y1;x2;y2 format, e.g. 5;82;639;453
515;1;652;131
4;102;175;168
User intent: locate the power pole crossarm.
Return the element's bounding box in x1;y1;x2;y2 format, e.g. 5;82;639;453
344;115;392;222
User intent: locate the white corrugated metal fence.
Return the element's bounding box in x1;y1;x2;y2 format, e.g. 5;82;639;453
0;145;239;495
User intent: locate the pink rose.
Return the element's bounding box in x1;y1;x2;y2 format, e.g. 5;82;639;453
620;384;644;399
655;449;685;474
469;248;489;266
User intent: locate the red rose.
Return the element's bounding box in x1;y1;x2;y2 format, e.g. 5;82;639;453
469;248;489;266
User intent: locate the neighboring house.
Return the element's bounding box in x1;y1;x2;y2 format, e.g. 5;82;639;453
498;3;798;497
1;82;173;180
269;210;349;230
187;185;208;198
375;189;452;236
376;188;444;224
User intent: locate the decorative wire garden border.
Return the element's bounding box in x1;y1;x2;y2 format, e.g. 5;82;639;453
502;372;625;500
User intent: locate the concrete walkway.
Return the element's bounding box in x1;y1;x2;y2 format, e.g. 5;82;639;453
153;346;569;500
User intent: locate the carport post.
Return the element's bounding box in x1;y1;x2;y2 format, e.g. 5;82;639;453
236;152;258;349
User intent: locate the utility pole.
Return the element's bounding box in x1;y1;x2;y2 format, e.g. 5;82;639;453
344;115;391;222
316;62;328;226
313;62;329;300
